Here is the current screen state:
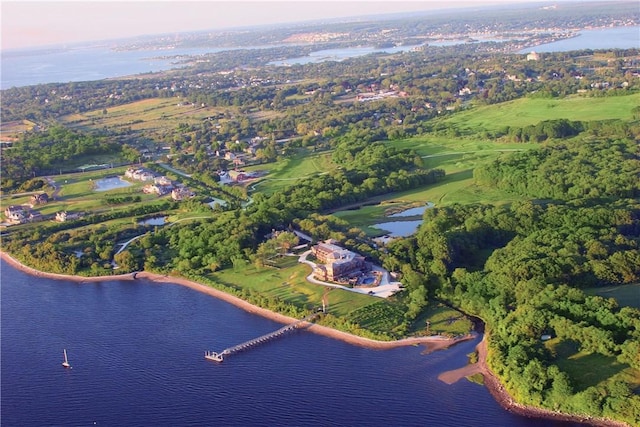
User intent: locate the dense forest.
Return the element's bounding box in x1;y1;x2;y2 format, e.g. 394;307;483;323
1;4;640;425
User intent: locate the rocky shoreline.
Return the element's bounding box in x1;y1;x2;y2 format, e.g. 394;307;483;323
0;251;629;426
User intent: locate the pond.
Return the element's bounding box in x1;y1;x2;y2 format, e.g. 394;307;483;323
388;202;434;218
371;220;423;238
138;217;166;226
93;177;132;192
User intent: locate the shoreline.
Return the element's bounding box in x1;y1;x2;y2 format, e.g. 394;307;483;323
439;336;630;427
0;251;469;351
1;251;629;427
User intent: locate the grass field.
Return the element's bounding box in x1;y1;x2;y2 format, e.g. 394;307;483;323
212;261;379;317
438;92;640;134
545;338;640;392
0;119;37;141
331;136;529;230
246;149;337;195
414;303;474;337
585;283;640;309
59;98;233;139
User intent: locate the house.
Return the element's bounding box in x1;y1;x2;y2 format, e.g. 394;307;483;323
311;240;366;282
4;205;28;224
124;167;155;182
30;192;49;206
526;51;540;61
228;170;247;182
55;211;81;222
171;186;195;201
154;176;173;186
143;183;172;195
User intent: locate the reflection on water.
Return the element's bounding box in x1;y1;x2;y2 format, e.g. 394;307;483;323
93;177;132;192
138;216;166;226
389;202;435;218
373;220;423;237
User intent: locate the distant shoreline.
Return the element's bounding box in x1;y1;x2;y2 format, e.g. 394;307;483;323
0;250;629;427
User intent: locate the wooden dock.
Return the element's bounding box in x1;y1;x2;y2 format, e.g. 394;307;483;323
205;313;319;363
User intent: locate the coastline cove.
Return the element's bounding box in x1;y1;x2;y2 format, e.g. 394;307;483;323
0;252;613;426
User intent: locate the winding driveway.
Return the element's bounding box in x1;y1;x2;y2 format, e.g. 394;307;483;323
297;250;402;298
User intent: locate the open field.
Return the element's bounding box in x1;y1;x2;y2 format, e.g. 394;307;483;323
332;137;530;230
414;303;474;337
0;119;37;141
59;98;233;138
545;338;640;392
246;149;337;195
438;92;640;134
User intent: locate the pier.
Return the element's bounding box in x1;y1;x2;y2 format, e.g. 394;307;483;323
205;313;319;363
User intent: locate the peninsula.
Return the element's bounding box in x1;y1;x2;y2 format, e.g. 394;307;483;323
1;3;639;426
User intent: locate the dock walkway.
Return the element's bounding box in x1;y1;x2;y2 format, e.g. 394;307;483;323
205;313;319;363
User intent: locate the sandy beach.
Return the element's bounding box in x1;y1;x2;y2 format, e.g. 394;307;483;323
1;250;629;426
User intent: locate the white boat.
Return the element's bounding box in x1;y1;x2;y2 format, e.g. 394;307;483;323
62;349;71;368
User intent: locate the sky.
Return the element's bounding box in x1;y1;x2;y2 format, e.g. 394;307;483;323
0;0;587;51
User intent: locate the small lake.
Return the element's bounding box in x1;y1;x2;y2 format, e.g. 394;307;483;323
93;177;132;192
138;217;166;226
372;220;423;238
388;202;434;218
269;44;421;66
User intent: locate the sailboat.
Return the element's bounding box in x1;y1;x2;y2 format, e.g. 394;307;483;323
62;349;71;368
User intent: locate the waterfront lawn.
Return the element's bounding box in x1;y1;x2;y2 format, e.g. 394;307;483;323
345;300;406;336
212;263;378;318
584;283;640;309
412;303;474;337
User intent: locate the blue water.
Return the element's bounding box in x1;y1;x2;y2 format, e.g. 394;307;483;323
268;44;421;66
518;26;640;53
373;220;423;237
1;44;226;89
2;26;636;89
0;259;582;426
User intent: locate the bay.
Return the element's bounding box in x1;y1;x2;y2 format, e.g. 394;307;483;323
0;259;581;426
2;26;637;89
0;44;227;89
518;26;640;53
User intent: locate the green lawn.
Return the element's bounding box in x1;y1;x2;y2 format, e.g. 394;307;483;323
545;338;636;392
211;262;379;317
246;149;337;195
413;303;474;337
438;92;640;134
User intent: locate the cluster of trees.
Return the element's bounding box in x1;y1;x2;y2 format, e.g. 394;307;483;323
1;126;121;189
474;135;640;200
380;199;640;423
